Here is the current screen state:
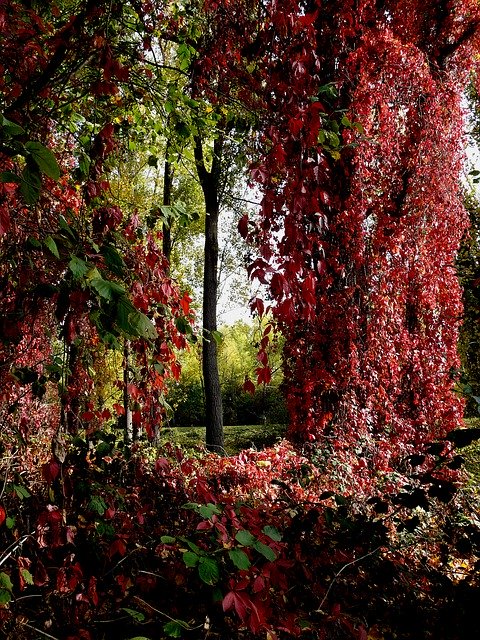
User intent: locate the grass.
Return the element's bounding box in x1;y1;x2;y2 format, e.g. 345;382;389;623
157;423;287;455
463;418;480;484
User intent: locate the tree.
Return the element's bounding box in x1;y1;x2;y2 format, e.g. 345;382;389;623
0;0;194;452
196;0;480;469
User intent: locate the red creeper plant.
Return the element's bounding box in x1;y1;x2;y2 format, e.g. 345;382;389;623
197;0;480;471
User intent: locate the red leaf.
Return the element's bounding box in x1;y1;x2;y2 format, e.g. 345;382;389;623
222;590;235;612
222;591;249;621
257;350;268;366
0;206;11;236
180;291;192;314
88;576;99;606
250;297;265;317
42;459;60;484
34;560;49;587
113;403;125;416
238;213;249;238
0;504;5;526
256;366;272;385
109;538;127;559
271;272;287;298
243;377;256;395
252;574;266;593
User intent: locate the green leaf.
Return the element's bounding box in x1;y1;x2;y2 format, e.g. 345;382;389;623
44;236;60;259
1;116;24;136
183;539;202;555
341;115;352;127
89;495;107;515
178;535;202;554
199;503;221;519
115;297;157;340
235;529;256;547
160;535;176;544
262;525;282;542
175;316;192;336
182;551;199;568
128;309;157;340
182;502;199;511
13;485;31;499
69;255;90;279
253;540;277;561
6;517;15;529
212;586;223;602
20;569;34;586
25;141;60;179
228;548;251;570
0;171;20;183
0;589;11;605
198;557;220;585
59;215;77;239
147;155;158;167
326;131;340;148
20;166;42;204
122;608;146;622
91;278;126;301
0;572;13;591
102;244;126;277
211;330;223;345
163;621;186;638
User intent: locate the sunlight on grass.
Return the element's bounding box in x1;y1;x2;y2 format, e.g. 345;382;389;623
157;423;286;454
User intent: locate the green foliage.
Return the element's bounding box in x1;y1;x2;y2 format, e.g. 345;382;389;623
168;320;287;427
0;572;13;605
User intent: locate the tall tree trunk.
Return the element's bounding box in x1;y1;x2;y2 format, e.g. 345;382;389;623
194;134;224;453
162;141;173;262
123;341;133;445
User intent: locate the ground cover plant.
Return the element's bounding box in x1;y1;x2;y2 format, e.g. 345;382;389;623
1;433;480;639
2;1;480;639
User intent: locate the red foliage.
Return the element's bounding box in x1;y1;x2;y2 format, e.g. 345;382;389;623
196;0;480;466
0;1;193;447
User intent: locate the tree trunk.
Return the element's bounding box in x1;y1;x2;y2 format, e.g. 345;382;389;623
194;135;224;453
162;145;173;262
123;341;133;445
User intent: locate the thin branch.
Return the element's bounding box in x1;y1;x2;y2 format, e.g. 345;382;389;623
20;622;60;640
0;534;34;569
316;546;381;613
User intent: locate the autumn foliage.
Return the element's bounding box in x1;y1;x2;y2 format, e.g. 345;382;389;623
1;0;480;638
201;0;480;466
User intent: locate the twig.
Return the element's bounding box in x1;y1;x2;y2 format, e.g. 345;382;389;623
20;622;60;640
14;594;43;602
316;546;381;613
133;596;203;630
103;547;143;576
0;534;34;569
138;570;166;580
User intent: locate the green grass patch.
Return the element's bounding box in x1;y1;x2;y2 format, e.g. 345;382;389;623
157;423;286;455
461;419;480;483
